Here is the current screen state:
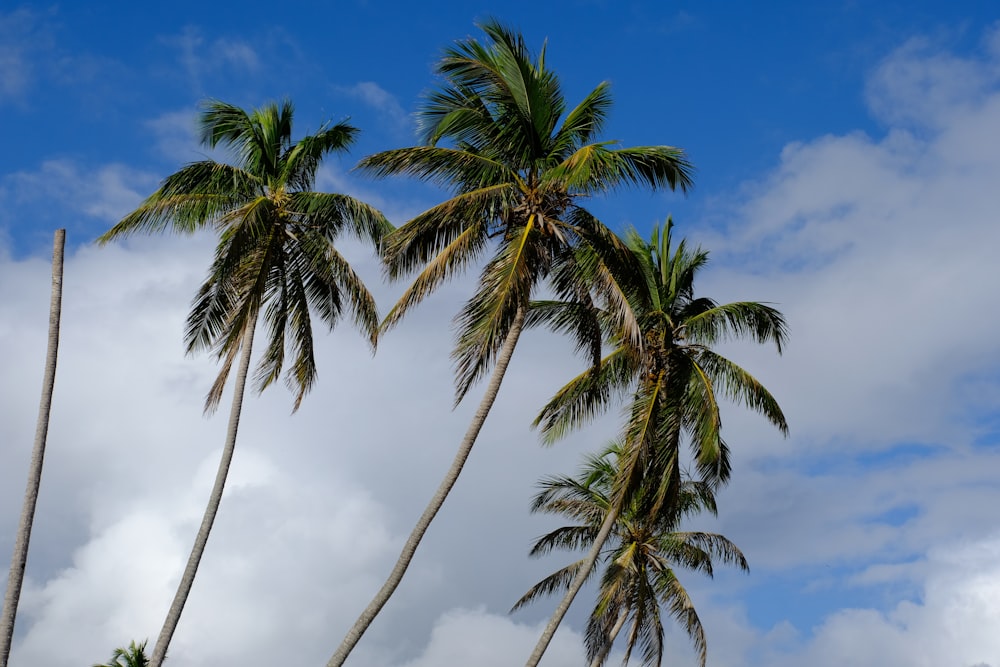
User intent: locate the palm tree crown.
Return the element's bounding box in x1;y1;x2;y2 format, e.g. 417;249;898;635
99;99;391;410
93;640;149;667
362;19;693;402
513;442;748;667
533;218;788;509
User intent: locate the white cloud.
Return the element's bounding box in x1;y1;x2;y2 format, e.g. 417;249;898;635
335;81;412;132
1;161;158;226
757;534;1000;667
145;110;200;163
0;8;53;102
5;20;1000;667
162;27;259;93
695;30;1000;459
393;608;588;667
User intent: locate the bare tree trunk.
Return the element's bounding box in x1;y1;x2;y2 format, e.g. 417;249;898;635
327;304;527;667
0;229;65;667
149;324;256;667
525;503;620;667
588;609;628;667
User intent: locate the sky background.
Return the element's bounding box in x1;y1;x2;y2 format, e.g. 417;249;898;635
2;2;1000;666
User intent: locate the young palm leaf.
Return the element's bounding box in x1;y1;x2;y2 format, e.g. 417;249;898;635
98;99;390;667
328;19;692;667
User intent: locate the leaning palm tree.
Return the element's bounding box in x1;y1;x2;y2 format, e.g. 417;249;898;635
328;20;693;666
98;100;390;667
93;640;149;667
524;219;787;665
512;442;747;667
0;229;65;667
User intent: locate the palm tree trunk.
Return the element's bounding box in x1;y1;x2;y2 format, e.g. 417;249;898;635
525;503;621;667
588;609;628;667
149;323;256;667
327;304;528;667
0;230;65;667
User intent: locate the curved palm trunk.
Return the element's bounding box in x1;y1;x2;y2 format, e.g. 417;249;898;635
525;503;620;667
0;230;65;667
149;323;256;667
327;304;527;667
588;609;628;667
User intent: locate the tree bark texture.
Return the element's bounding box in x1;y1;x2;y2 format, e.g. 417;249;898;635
149;324;256;667
0;229;65;667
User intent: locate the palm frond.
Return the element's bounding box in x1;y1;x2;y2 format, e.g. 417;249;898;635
358;146;515;191
510;559;589;613
532;347;636;444
548;145;694;195
683;301;788;352
693;350;788;435
96;162;258;242
284;121;358;190
451;221;540;403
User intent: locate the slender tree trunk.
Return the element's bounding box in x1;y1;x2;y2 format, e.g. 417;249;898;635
0;230;65;667
588;609;628;667
149;323;256;667
327;304;528;667
526;503;621;667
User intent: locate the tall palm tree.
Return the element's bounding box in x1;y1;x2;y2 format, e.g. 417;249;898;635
93;640;149;667
512;442;747;667
328;20;693;666
0;229;65;667
98;100;390;667
524;219;787;665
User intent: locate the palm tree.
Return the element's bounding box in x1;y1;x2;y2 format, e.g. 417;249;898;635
328;20;693;666
524;219;787;665
98;100;390;667
512;442;747;667
0;229;65;667
93;640;149;667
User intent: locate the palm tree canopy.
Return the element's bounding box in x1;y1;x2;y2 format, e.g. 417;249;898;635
98;99;392;410
93;640;149;667
513;442;747;667
531;219;788;505
359;19;694;403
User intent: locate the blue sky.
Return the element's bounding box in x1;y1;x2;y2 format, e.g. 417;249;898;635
2;2;1000;667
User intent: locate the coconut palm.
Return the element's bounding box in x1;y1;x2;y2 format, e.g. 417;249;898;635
98;100;390;667
524;219;787;665
512;442;747;667
328;20;693;666
0;230;65;667
93;640;149;667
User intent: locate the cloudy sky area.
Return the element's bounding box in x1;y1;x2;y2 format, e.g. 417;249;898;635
2;2;1000;666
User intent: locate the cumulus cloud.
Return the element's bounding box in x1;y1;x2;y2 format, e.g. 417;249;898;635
6;20;1000;667
756;534;1000;667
